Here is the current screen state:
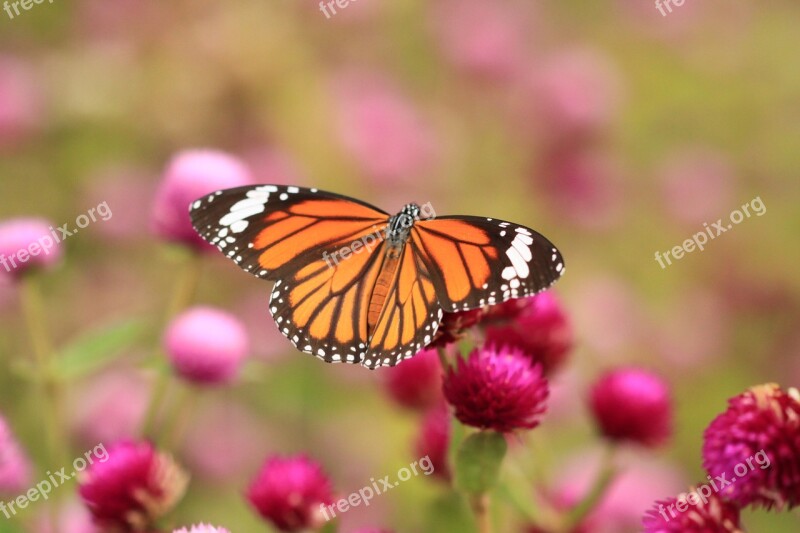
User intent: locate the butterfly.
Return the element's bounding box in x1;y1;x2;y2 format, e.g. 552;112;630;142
190;185;564;369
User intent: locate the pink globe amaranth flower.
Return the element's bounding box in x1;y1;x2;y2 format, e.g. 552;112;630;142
483;292;573;375
332;72;438;185
173;525;231;533
0;416;32;494
415;402;451;482
383;348;443;410
164;306;250;385
0;218;62;280
642;487;743;532
246;454;334;532
0;56;44;150
443;346;549;433
429;308;483;348
78;441;188;531
589;368;672;448
702;383;800;510
151;149;254;250
430;0;529;80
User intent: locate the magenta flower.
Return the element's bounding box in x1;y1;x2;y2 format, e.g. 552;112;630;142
0;56;44;150
484;292;573;375
332;71;438;185
642;487;743;532
246;454;334;532
443;346;549;432
78;441;188;531
415;403;452;482
589;368;672;448
702;383;800;510
173;525;231;533
383;348;443;410
164;306;250;385
151;149;253;250
429;308;483;348
0;218;62;280
0;415;32;494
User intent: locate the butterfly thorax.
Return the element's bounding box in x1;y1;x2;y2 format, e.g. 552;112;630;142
386;203;420;247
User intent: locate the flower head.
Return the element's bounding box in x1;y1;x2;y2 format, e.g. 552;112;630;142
589;368;672;448
173;525;231;533
0;218;62;280
0;56;44;150
151;150;253;250
443;346;549;432
246;454;334;532
429;308;483;348
702;383;800;510
642;487;743;532
0;415;32;494
78;441;188;531
164;306;250;385
415;402;451;482
383;348;443;410
483;292;573;375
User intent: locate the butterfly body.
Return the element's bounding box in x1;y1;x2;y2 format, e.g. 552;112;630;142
190;185;564;369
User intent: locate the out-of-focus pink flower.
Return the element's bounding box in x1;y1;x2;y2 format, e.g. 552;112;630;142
86;168;156;241
642;487;742;532
0;218;62;280
241;145;306;186
237;294;296;362
332;72;438;185
536;146;625;230
76;0;166;41
443;346;549;432
71;368;150;446
0;416;32;494
151;149;254;250
352;529;394;533
484;292;573;375
703;384;800;510
78;441;188;531
430;0;529;80
173;525;231;533
182;401;268;482
34;499;99;533
164;306;250;385
0;56;44;150
415;403;451;482
658;148;736;226
247;454;334;532
525;48;622;140
590;368;672;448
383;348;443;410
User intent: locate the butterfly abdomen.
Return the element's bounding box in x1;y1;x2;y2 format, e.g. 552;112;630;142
367;245;404;332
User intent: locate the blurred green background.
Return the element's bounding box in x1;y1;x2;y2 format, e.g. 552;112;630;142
0;0;799;531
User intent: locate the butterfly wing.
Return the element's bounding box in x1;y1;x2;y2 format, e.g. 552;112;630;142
190;185;392;363
411;216;564;312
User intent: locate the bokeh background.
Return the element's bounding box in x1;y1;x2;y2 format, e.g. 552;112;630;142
0;0;799;531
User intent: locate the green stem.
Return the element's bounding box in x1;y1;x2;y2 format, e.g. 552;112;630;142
562;445;617;531
160;384;195;449
436;346;450;369
140;252;203;441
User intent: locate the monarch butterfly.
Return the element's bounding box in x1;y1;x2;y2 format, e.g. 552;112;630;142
190;185;564;369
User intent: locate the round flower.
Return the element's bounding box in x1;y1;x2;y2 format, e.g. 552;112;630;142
0;218;62;280
414;402;451;481
442;346;549;432
151;150;253;250
0;56;44;150
78;441;188;531
164;306;250;385
483;292;573;375
0;415;32;494
246;454;334;532
173;525;231;533
429;308;483;348
702;383;800;510
642;487;743;532
589;368;672;448
383;348;443;410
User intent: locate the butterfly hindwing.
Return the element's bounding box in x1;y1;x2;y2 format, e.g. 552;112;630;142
412;216;564;312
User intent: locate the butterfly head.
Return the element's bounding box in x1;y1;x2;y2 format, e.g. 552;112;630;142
387;203;421;245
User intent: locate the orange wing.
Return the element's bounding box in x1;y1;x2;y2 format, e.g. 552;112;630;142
412;216;564;312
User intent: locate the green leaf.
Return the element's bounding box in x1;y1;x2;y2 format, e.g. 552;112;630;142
52;320;143;380
455;431;508;495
